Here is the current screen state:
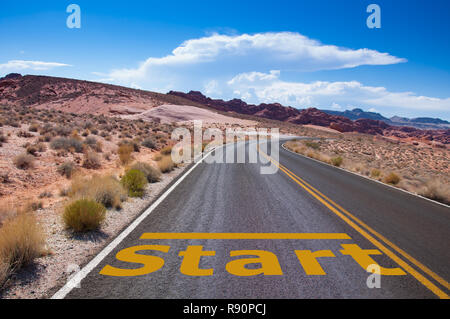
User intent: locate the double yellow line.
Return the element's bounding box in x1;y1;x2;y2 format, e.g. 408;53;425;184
259;147;449;299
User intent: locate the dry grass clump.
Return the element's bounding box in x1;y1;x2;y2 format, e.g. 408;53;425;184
57;161;76;178
141;137;157;150
82;151;101;169
69;175;127;210
13;153;35;170
160;145;173;155
130;162;161;183
63;199;106;232
383;172;401;185
121;169;148;197
157;155;176;173
330;156;343;167
371;169;381;178
419;180;450;205
118;144;134;165
50;137;83;153
0;211;46;289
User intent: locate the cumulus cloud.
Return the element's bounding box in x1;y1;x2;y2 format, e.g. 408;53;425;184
227;70;450;112
0;60;71;72
102;32;405;88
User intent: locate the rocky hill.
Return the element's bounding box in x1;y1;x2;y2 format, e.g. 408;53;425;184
169;91;449;144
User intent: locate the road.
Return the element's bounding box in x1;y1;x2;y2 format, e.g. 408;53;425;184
59;139;450;299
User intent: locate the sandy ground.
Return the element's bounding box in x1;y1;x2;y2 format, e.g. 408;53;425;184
122;104;258;126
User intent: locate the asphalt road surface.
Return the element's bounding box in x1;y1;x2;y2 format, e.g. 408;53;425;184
59;139;450;299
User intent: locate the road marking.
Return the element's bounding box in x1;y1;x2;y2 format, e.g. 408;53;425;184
140;232;351;240
281;143;450;291
51;148;218;299
259;147;449;299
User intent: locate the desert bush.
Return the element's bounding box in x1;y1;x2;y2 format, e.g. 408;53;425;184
26;145;38;156
157;155;175;173
304;141;320;150
419;180;450;205
63;199;106;232
119;139;140;152
50;137;83;153
69;175;126;209
0;212;46;288
0;133;7;144
142;137;157;149
130;162;161;183
160;145;172;155
384;172;401;185
28;123;40;132
121;169;147;197
118;144;133;165
331;156;343;167
82;151;101;169
371;169;381;178
57;161;76;178
13;153;35;170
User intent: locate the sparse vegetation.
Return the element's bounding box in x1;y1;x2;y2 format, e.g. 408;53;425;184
68;175;127;210
160;145;173;155
383;172;401;185
82;151;101;169
57;161;76;178
50;137;83;153
0;211;46;289
121;169;147;197
63;199;106;232
130;162;161;183
157;155;175;173
331;156;343;167
118;144;133;165
419;179;450;205
13;153;35;170
142;137;157;149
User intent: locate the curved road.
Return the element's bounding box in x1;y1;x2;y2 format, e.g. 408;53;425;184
58;139;450;299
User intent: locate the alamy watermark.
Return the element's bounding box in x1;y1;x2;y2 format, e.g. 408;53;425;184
170;121;280;175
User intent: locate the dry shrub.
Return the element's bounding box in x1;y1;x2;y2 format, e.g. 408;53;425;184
118;144;133;165
160;145;172;155
121;169;147;197
50;137;83;153
331;156;343;167
384;172;401;185
69;175;126;209
0;211;46;288
57;161;76;178
13;153;35;170
419;180;450;205
130;162;161;183
371;169;381;178
158;155;175;173
63;199;106;232
82;151;101;169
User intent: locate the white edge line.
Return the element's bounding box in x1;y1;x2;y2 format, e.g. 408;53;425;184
281;142;450;209
51;148;217;299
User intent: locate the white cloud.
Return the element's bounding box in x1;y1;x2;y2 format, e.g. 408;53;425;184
227;70;450;112
101;32;405;88
0;60;71;72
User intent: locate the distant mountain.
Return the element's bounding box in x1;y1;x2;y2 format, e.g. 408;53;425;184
323;108;450;130
170;91;449;144
323;108;389;122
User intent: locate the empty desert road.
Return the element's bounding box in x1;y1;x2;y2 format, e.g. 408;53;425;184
56;139;450;299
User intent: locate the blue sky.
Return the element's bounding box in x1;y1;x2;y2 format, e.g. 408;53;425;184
0;0;449;119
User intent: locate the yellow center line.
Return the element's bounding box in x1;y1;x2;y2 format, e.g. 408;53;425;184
259;147;449;299
140;233;351;240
